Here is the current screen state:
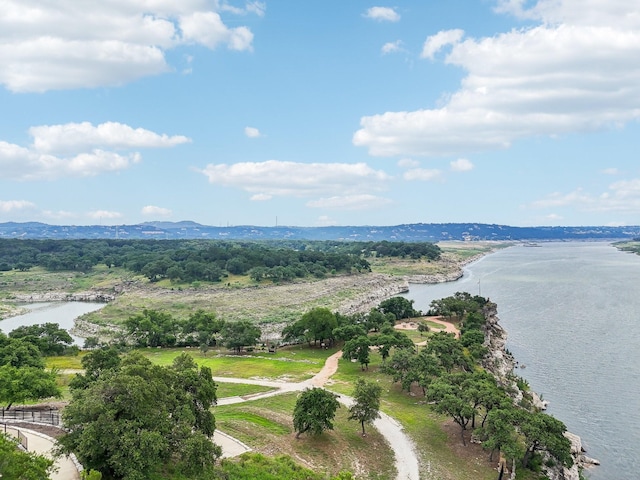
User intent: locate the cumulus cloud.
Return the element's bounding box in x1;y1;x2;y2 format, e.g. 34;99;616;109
0;200;36;213
315;215;337;226
354;1;640;157
364;7;400;22
199;160;390;206
421;29;464;60
244;126;263;138
382;40;403;55
31;122;190;154
0;1;259;92
451;158;474;172
141;205;172;216
0;122;188;180
306;195;393;210
403;168;442;181
531;178;640;214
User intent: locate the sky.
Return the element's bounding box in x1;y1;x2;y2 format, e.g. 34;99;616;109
1;0;640;228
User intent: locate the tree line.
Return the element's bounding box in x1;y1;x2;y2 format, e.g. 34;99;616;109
0;238;441;283
381;292;573;476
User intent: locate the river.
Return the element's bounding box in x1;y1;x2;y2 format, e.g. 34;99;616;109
403;242;640;480
0;302;106;346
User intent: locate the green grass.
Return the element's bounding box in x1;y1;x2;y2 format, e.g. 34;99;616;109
136;345;336;381
214;392;396;480
216;383;275;399
330;350;499;480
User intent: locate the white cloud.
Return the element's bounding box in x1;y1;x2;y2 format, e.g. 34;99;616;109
199;160;390;200
382;40;403;55
354;2;640;157
88;210;123;220
0;1;257;92
30;122;190;154
0;122;187;180
0;200;36;213
398;158;420;168
403;168;442;181
451;158;474;172
220;1;266;17
244;126;263;138
601;167;619;175
421;29;464;60
250;193;272;201
364;7;400;22
306;195;393;210
531;178;640;214
141;205;172;216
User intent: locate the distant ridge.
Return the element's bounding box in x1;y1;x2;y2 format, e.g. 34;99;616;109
0;221;638;242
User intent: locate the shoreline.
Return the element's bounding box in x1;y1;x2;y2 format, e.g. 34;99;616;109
482;303;599;479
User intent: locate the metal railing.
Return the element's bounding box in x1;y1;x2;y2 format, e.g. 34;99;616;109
0;408;60;426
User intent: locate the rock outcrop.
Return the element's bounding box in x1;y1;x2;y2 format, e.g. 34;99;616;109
11;291;116;303
481;302;599;480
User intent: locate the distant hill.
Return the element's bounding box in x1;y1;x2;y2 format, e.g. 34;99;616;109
0;221;638;242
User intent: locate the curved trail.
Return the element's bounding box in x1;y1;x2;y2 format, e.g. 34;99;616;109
214;350;420;480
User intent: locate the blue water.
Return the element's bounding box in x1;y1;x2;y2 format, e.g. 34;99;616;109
404;242;640;480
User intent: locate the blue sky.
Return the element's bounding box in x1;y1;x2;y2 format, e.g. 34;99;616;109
1;0;639;227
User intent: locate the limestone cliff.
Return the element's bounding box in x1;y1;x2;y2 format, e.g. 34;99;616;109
481;302;599;480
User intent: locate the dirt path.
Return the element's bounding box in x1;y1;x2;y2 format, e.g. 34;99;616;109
215;350;420;480
396;316;460;338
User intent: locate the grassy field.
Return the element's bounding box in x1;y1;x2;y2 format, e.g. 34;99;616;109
215;392;397;480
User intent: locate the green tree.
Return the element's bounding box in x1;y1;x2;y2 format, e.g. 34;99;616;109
0;365;60;409
0;433;54;480
427;373;477;446
69;346;122;390
348;379;382;436
0;336;44;369
342;335;371;370
58;353;220;480
220;320;261;354
293;387;340;438
124;309;179;347
519;410;573;469
377;297;420;320
9;323;74;356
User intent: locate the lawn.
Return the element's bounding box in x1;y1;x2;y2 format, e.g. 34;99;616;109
214;392;397;480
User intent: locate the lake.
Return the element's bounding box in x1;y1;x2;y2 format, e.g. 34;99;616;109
0;301;106;346
404;242;640;480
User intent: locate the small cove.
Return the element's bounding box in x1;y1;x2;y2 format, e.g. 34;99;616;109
0;301;106;346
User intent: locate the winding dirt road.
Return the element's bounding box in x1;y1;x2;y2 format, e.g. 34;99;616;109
214;350;420;480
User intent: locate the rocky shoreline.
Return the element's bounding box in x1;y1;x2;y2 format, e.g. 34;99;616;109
482;302;599;480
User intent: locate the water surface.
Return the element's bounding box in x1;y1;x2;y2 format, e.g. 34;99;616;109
404;242;640;479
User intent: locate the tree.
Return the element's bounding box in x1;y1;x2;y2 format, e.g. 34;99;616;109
480;408;523;463
377;297;420;320
124;309;179;347
0;433;54;480
69;346;122;390
58;353;221;480
0;336;44;369
293;387;340;438
348;379;382;436
220;320;261;354
427;373;477;446
519;410;573;469
181;309;225;347
0;365;60;409
9;323;75;356
425;331;470;372
342;335;371;370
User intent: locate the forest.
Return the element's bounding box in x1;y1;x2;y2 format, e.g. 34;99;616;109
0;239;441;284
